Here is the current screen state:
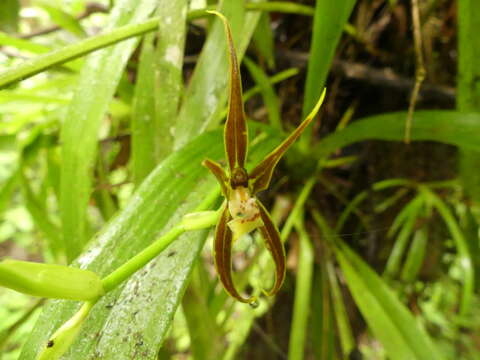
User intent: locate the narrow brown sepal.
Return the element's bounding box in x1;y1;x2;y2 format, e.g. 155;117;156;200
213;203;257;304
249;89;326;194
208;10;248;171
202;158;229;197
257;201;286;297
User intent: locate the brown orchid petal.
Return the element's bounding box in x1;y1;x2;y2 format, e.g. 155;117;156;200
249;89;327;194
202;158;229;197
257;200;286;297
213;203;257;304
208;11;248;171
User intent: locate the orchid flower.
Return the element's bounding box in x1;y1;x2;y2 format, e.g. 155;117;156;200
203;11;326;304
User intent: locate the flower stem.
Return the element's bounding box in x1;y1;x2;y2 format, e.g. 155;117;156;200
101;188;221;293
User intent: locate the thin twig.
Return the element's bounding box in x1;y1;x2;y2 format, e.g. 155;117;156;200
405;0;426;143
277;50;454;104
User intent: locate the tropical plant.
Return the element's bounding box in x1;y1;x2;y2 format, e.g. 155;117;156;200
0;0;479;359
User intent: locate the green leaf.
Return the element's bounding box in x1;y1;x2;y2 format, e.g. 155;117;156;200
0;17;160;89
0;32;51;54
0;0;19;33
420;187;474;316
153;0;187;162
326;260;354;356
131;34;158;186
334;240;444;360
401;227;428;283
457;0;480;202
60;0;159;261
34;1;86;37
313;211;443;360
244;56;281;128
300;0;356;148
384;195;424;278
21;128;283;359
252;12;275;69
313;111;480;159
288;216;314;360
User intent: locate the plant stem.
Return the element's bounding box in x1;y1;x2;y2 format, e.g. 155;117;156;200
101;188;220;292
0;3;314;88
101;225;185;292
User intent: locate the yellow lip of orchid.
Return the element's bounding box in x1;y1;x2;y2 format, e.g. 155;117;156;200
203;11;326;304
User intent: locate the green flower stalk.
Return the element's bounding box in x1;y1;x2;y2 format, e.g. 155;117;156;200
0;259;104;301
203;11;326;304
36;301;96;360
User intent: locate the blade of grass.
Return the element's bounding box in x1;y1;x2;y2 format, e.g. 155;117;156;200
252;12;275;69
384;195;424;278
457;0;480;203
244;56;281;128
300;0;356;149
311;265;335;360
420;186;474;316
34;1;86;37
326;260;354;357
60;0;159;261
313;211;444;360
401;227;428;283
288;214;314;360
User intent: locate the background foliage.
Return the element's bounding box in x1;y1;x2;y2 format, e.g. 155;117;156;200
1;0;479;359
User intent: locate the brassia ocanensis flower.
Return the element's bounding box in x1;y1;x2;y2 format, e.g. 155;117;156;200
203;11;326;304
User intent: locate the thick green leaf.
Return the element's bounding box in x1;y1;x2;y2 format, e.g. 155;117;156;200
313;111;480;158
60;0;158;260
153;0;187;162
131;34;157;186
22;128;283;359
300;0;356;148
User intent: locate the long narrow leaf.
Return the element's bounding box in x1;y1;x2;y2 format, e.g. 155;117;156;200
300;0;356;148
60;0;159;260
314;111;480;158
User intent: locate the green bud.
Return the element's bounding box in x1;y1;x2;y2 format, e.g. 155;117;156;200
37;301;94;360
0;259;104;300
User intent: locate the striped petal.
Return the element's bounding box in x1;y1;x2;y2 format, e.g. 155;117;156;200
202;158;229;197
208;11;248;172
213;203;256;304
249;89;326;194
257;200;286;297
